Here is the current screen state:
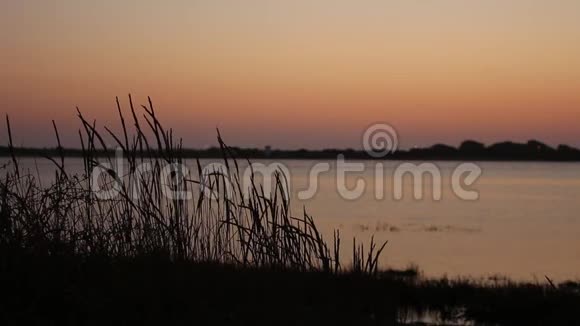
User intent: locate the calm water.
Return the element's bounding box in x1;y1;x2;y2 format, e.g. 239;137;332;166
4;158;580;281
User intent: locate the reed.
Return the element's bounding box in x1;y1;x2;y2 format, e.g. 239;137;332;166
0;95;385;273
1;97;579;325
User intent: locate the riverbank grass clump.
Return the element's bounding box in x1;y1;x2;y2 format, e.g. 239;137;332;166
1;96;579;325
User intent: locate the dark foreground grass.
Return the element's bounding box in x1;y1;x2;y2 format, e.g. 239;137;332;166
1;96;579;325
2;251;579;325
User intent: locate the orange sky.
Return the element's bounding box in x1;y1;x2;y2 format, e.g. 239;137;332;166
1;1;580;149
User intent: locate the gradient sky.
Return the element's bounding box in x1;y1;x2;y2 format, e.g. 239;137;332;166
1;0;580;149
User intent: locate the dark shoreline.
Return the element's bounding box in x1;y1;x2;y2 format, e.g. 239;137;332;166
2;252;579;326
3;138;580;162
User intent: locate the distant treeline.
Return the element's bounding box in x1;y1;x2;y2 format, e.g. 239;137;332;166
1;139;580;161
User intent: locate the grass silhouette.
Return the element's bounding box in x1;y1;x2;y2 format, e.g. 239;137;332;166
1;96;579;325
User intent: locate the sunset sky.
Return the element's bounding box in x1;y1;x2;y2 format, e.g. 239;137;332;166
1;1;580;149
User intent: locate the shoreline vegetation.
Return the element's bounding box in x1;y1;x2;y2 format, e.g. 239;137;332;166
2;96;579;325
3;141;580;162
